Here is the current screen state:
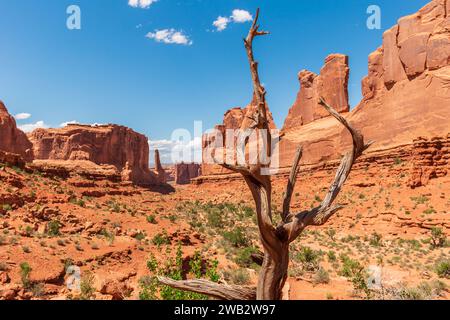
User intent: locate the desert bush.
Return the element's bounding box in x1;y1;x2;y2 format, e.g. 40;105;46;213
225;268;251;285
325;228;336;241
140;245;219;300
339;254;371;299
234;246;259;268
79;271;96;300
152;231;170;246
327;251;337;263
147;215;157;224
430;227;447;249
207;209;225;229
2;204;13;212
147;253;158;273
396;281;446;300
47;220;61;237
313;268;330;284
435;258;450;279
295;247;321;272
222;227;249;248
69;197;85;207
369;232;382;247
20;262;32;289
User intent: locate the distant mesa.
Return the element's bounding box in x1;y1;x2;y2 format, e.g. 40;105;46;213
176;163;202;185
27;123;161;186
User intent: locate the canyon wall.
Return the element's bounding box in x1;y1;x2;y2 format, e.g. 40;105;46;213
0;101;33;162
28;124;158;185
201;0;450;183
280;0;450;167
409;134;450;188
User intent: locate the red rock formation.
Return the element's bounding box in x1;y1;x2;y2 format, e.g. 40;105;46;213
280;0;450;168
0;101;33;161
202;96;277;176
153;149;167;184
176;163;201;185
282;54;350;131
28;124;157;185
409;134;449;188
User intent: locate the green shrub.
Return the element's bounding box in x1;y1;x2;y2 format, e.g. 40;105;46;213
222;227;249;248
295;247;321;272
207;209;224;228
152;231;170;246
313;268;330;284
20;262;32;289
146;215;157;224
2;204;13;212
369;232;382;247
47;220;61;237
147;253;158;273
327;250;337;262
235;246;259;268
430;227;446;249
435;258;450;279
79;271;96;300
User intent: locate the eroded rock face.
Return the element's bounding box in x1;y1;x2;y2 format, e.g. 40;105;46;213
28;124;157;185
282;54;350;131
0;101;33;161
280;0;450;168
202;96;277;176
153;149;167;184
409;134;450;188
175;163;201;185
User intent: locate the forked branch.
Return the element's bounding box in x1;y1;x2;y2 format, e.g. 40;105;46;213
283;97;373;242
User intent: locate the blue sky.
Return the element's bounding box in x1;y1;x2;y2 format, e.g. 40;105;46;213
0;0;431;163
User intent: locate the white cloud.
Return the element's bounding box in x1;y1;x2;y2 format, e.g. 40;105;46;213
60;120;79;127
18;121;48;133
212;9;253;31
128;0;157;9
146;29;193;45
213;16;230;32
14;113;31;120
231;9;253;23
149;137;202;164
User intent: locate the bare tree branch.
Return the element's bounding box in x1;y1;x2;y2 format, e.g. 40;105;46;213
157;277;256;300
281;146;303;221
284;97;372;242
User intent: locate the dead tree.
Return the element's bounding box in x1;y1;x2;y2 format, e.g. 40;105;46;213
158;9;372;300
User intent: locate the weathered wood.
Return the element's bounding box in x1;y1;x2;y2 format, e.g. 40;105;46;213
157;277;256;300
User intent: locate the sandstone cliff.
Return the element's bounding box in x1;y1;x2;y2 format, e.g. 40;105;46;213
202;96;277;176
28;124;158;185
283;54;350;131
280;0;450;168
0;101;33;161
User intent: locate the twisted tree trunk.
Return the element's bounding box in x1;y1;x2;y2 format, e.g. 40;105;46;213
158;8;372;301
